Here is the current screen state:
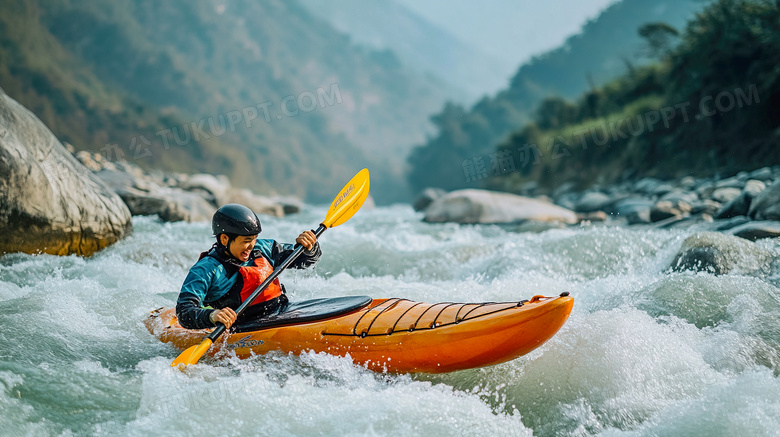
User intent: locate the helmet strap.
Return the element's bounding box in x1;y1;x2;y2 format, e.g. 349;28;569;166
216;233;239;261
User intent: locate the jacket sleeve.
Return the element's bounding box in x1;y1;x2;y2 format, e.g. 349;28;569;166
175;263;217;329
269;240;321;269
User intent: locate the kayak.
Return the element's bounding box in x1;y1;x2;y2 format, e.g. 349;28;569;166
145;293;573;373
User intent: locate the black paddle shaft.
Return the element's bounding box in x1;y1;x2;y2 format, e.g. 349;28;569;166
206;224;327;342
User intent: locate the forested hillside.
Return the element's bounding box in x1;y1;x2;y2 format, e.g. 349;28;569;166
488;0;780;193
407;0;704;193
0;0;455;202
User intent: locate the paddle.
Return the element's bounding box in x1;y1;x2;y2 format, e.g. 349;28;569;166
171;168;371;369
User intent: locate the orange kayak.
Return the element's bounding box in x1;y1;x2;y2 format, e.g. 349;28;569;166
145;293;573;373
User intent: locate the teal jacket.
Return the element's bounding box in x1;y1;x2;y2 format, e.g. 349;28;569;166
176;239;321;329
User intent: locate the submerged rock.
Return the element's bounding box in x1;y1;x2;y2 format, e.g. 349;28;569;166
711;187;741;204
748;166;773;181
690;199;722;216
574;191;612;213
729;221;780;241
748;180;780;221
670;232;772;275
614;198;654;224
423;189;577;224
650;200;691;222
715;192;753;219
412;187;446;212
0;88;132;256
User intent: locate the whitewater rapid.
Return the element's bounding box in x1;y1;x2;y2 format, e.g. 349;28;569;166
0;206;778;436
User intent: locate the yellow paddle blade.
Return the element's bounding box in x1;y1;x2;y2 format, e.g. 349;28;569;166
322;168;370;228
171;338;213;369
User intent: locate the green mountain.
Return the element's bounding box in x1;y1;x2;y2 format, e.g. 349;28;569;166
0;0;455;203
490;0;780;192
407;0;706;193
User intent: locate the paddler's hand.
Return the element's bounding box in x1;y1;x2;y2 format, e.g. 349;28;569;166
210;308;237;329
296;230;317;252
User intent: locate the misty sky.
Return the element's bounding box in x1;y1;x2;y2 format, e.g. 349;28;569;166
395;0;618;68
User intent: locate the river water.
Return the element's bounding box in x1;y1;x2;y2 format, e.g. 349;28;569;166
1;206;779;436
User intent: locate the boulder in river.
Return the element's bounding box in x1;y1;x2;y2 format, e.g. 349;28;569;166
423;189;577;225
412;187;446;212
634;177;664;194
713;180;765;220
613;198;654;224
711;187;741;204
729;221;780;241
670;232;772;275
747;180;780;221
95;167;216;222
0;88;132;256
747;166;773;181
574;191;612;213
650;200;691;222
714;193;751;219
690;199;722;216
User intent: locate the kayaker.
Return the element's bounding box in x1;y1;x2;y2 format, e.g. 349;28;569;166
176;203;320;330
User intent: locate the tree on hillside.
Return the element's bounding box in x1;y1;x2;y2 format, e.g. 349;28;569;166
638;22;680;59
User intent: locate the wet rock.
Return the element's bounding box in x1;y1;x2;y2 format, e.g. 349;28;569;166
711;187;741;204
713;180;764;220
179;173;232;207
690;199;722;216
695;181;717;200
552;182;576;199
729;221;780;241
660;190;698;204
519;181;539;196
412;188;446;212
714;192;754;219
574;191;612;213
614;198;654;224
748;181;780;221
0;88;132;256
576;211;608;222
670;232;772;275
744;179;766;194
227;189;284;217
362;195;376;210
423;189;577;224
714;177;744;190
748;167;773;181
270;196;303;214
119;187;215;222
713;216;751;231
650;200;691;222
553;192;578;210
679;176;697;190
652;184;675;197
634;177;664;194
96;168;214;222
75;150;103;172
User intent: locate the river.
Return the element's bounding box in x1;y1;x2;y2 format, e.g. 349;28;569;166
1;205;779;436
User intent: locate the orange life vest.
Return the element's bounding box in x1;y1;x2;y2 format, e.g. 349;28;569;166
199;249;283;310
234;255;283;307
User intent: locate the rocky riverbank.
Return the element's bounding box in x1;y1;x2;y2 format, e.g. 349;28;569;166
414;168;780;274
0;87;300;257
70;147;301;223
416;167;780;237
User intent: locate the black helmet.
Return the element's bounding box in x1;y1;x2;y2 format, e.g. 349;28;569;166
212;204;262;236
